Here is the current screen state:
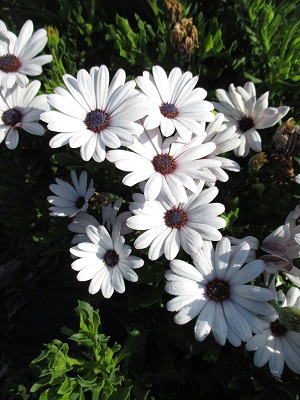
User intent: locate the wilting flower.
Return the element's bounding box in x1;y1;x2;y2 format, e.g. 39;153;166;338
107;126;221;203
0;20;52;88
136;65;214;142
70;223;144;298
246;287;300;377
213;82;290;157
48;170;95;217
0;80;49;149
165;238;275;346
126;182;226;260
41;65;148;162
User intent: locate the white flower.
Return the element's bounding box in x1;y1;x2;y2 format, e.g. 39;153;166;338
213;82;290;157
260;209;300;284
107;126;221;203
201;113;241;183
68;197;132;244
246;287;300;377
41;65;148;162
70;223;144;298
229;235;259;263
126;182;226;260
68;211;101;244
136;65;214;142
48;170;95;217
0;80;49;149
165;238;275;346
0;20;53;88
101;197;132;235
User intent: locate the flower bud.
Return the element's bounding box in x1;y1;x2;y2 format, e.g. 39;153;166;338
46;25;60;49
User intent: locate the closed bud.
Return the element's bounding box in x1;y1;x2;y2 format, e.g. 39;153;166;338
46;25;60;49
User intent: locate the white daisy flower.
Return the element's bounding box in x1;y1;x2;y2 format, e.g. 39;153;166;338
0;80;49;149
165;238;275;346
107;125;221;203
246;287;300;377
0;20;53;88
70;222;144;298
48;170;95;217
68;211;101;244
41;65;149;162
101;197;132;235
213;82;290;157
126;182;226;260
260;207;300;283
229;235;259;263
201;113;241;183
136;65;214;142
68;197;132;244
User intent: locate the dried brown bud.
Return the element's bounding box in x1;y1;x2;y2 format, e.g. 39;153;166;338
164;0;183;24
273;118;300;157
248;152;269;172
172;17;198;59
270;153;295;183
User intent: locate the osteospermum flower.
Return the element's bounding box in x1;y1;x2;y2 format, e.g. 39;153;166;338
0;20;53;88
246;287;300;377
126;182;226;260
213;82;290;157
68;197;132;244
165;238;275;346
48;170;95;217
259;206;300;284
70;223;144;297
136;65;214;142
107;126;221;203
41;65;148;162
0;80;49;149
201;113;241;183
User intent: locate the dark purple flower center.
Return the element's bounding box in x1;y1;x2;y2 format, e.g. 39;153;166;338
0;54;21;73
104;250;119;267
2;108;22;126
84;109;109;133
238;116;255;133
160;102;178;119
271;319;287;336
206;279;230;301
152;154;176;175
75;196;86;209
164;208;187;229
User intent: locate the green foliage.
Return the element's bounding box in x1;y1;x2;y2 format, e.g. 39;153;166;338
234;0;300;108
17;301;135;399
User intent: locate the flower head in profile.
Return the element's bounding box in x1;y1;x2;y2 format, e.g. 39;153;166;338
68;197;132;244
0;80;49;149
107;126;221;203
48;170;95;217
41;65;148;162
165;238;275;346
246;286;300;377
259;206;300;284
126;182;226;260
213;82;290;157
70;223;144;298
201;113;241;183
0;20;53;88
136;65;214;142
